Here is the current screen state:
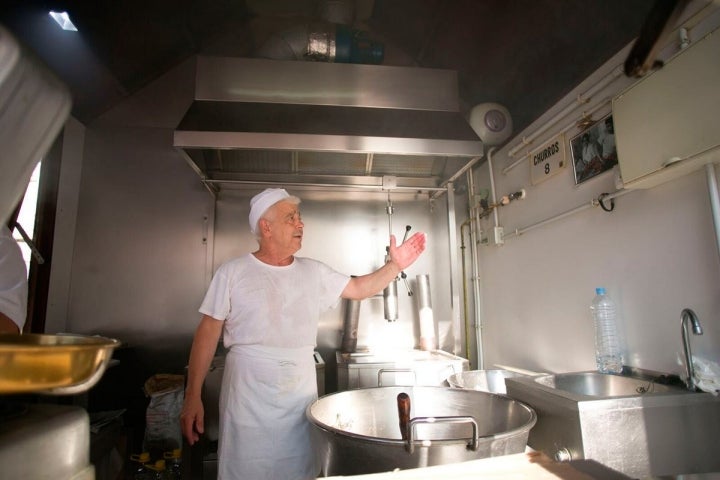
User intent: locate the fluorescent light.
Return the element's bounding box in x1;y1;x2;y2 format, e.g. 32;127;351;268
48;11;78;31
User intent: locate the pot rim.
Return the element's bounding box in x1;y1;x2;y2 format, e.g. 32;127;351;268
306;386;537;445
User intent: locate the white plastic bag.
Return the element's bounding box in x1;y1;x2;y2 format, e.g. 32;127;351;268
142;374;185;452
693;356;720;395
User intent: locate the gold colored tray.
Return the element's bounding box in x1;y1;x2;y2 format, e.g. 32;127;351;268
0;333;121;395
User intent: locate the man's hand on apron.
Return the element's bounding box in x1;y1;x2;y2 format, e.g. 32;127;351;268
180;395;205;445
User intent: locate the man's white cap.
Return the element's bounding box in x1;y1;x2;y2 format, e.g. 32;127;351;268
249;188;291;235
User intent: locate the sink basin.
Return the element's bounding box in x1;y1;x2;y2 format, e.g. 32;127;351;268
533;371;684;397
505;370;720;478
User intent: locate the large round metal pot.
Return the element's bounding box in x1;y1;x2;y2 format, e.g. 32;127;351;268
446;369;526;394
307;386;536;476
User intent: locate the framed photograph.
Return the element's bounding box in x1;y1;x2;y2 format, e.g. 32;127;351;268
570;114;617;185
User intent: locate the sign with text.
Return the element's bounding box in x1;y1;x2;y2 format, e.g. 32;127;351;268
530;133;567;185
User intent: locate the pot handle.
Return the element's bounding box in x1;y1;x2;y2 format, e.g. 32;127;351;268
377;368;417;387
405;416;479;453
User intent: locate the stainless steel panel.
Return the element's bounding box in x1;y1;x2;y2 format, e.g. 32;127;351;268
175;129;483;157
174;102;483;157
173;56;484;187
194;57;460;111
505;372;720;477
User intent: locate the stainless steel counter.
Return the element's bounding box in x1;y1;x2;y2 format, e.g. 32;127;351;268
321;451;633;479
336;349;468;390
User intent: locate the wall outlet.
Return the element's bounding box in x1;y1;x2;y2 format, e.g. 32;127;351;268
493;226;504;245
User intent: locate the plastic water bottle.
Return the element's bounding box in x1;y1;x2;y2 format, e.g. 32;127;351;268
130;452;152;480
145;459;169;480
590;287;623;374
163;448;182;479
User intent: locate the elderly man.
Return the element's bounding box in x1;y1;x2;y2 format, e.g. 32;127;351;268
181;188;426;479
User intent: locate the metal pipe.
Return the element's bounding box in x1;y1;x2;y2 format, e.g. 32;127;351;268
487;147;500;228
10;221;44;264
202;178;447;192
508;67;624;159
503;97;613;174
431;156;484;200
383;194;398;321
681;308;703;391
341;298;362;353
445;182;462;356
459;219;471;361
383;277;398;322
400;225;413;296
468;177;484;369
386;193;394;239
416;274;436;351
705;163;720;262
503;189;632;239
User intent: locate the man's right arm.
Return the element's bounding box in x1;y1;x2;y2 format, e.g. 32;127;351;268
181;314;223;446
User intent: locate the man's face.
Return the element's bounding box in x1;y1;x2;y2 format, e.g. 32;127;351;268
264;200;304;253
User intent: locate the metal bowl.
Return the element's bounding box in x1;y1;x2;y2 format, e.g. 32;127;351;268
307;386;536;476
0;333;121;395
446;369;526;394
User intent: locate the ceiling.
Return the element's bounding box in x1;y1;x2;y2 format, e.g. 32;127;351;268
0;0;657;132
0;0;661;191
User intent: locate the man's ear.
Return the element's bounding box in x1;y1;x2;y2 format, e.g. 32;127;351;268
259;217;271;235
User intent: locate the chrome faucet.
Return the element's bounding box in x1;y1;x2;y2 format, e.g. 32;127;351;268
681;308;703;391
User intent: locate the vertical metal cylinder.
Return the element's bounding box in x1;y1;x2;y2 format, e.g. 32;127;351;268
341;299;361;353
416;274;437;350
383;280;398;322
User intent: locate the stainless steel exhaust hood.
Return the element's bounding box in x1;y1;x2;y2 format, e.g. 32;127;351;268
174;57;484;191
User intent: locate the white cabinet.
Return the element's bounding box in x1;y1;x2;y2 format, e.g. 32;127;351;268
612;29;720;189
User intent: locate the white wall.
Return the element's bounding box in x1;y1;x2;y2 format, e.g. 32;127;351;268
472;10;720;378
46;116;85;334
54;58;213;373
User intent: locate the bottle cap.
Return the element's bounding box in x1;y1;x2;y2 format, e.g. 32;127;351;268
147;460;166;471
595;287;606;295
130;452;150;462
164;448;182;459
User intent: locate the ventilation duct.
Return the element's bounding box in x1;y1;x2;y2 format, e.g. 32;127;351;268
253;0;382;64
256;22;384;64
173;57;483;190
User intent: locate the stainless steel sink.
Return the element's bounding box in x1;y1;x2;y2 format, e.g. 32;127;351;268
532;371;685;398
505;370;720;478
